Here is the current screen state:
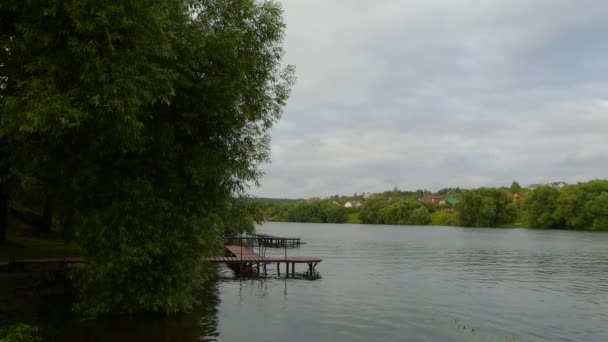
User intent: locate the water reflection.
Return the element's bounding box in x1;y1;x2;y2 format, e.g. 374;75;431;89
0;268;222;342
0;268;75;329
58;279;222;342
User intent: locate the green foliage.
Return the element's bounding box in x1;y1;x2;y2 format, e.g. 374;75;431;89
264;196;432;226
73;182;227;315
377;199;429;225
1;0;293;315
586;193;608;230
510;181;522;193
0;324;42;342
284;202;325;223
410;206;431;225
458;188;516;227
521;180;608;230
430;211;459;226
261;180;608;231
325;204;348;223
359;197;389;224
346;213;361;224
436;187;464;195
275;201;347;224
553;186;589;229
524;187;561;228
550;180;608;230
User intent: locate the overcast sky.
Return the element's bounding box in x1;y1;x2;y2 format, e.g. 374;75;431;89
251;0;608;199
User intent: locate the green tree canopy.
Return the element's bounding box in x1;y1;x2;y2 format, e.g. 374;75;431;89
524;187;561;228
457;188;515;227
510;181;522;193
1;0;293;315
410;206;431;225
359;197;389;224
586;192;608;230
378;199;428;225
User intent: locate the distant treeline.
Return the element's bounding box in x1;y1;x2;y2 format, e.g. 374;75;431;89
258;180;608;231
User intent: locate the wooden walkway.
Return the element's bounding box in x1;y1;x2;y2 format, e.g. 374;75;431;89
2;234;321;278
205;245;321;277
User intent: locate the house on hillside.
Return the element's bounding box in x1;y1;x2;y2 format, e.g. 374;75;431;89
344;201;362;208
419;195;442;205
550;181;567;189
445;197;459;205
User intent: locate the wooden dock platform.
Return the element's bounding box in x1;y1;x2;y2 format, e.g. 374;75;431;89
254;233;301;248
205;245;321;277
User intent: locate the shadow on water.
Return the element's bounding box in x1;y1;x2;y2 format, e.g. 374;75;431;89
0;266;222;342
0;266;75;330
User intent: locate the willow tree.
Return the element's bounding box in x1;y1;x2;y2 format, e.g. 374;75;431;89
457;188;517;227
0;0;293;314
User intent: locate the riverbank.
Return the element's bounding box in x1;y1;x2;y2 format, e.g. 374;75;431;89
265;219;608;232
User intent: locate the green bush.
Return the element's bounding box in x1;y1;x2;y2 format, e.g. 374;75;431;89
0;324;42;342
430;212;459;226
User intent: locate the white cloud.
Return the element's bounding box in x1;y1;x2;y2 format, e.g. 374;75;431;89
251;0;608;198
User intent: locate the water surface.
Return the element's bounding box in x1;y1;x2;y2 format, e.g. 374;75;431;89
214;223;608;342
8;223;608;341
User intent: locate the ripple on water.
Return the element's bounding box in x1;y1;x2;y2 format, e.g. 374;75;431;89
48;223;608;341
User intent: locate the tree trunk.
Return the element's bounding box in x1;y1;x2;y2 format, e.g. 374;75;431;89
0;194;7;244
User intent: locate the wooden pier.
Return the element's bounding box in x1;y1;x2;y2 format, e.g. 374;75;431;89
254;233;301;248
205;244;321;278
2;233;321;278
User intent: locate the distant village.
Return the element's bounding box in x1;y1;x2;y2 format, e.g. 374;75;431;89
313;181;569;209
260;179;608;230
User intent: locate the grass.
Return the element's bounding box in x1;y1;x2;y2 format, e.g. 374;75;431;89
0;236;81;263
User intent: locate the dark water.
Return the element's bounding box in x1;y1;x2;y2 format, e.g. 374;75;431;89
6;223;608;341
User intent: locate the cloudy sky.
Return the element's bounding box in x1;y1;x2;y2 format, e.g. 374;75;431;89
252;0;608;199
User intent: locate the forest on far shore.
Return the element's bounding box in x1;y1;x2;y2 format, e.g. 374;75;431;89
258;180;608;230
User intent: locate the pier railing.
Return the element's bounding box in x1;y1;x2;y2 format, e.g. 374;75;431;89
223;233;300;257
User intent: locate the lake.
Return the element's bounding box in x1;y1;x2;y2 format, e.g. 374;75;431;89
11;223;608;341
